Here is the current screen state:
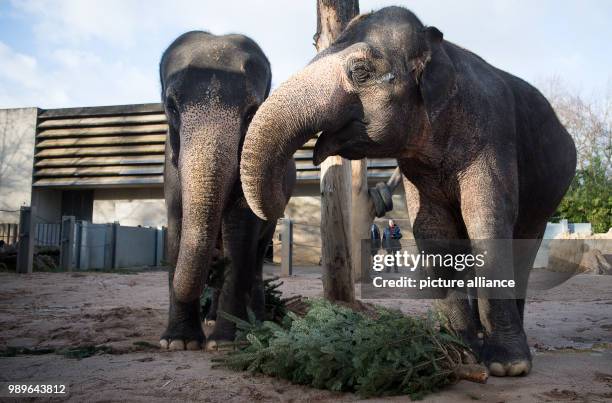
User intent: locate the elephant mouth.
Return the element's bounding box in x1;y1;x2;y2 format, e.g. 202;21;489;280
312;119;368;165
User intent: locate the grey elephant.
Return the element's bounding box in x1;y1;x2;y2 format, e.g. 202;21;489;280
159;31;295;350
239;7;576;376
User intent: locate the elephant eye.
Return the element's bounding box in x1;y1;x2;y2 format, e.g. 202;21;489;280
165;98;180;125
350;62;372;85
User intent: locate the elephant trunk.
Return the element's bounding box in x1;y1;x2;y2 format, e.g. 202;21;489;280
173;109;240;303
240;54;354;221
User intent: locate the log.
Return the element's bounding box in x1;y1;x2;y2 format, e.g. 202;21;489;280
315;0;360;303
351;159;369;282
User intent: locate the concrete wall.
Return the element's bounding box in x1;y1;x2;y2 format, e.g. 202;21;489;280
31;189;62;223
92;188;166;227
93;199;166;227
0;108;37;223
274;189;411;265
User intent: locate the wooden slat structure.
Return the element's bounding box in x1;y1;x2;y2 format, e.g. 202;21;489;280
34;104;166;189
33;103;397;190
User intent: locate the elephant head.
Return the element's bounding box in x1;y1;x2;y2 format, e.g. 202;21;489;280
240;7;457;221
161;31;271;302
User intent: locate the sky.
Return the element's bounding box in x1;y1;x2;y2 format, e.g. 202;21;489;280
0;0;610;109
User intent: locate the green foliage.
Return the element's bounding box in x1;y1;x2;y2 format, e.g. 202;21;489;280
0;345;112;359
132;341;159;349
200;254;288;322
59;345;112;359
0;346;55;357
214;299;466;399
555;157;612;233
262;277;287;322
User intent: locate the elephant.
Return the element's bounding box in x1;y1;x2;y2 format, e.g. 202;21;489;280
239;7;576;376
159;31;296;351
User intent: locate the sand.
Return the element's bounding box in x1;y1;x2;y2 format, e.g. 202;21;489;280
0;265;611;402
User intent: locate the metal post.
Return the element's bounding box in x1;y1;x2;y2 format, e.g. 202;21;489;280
78;220;89;270
161;226;167;265
111;221;119;269
560;219;569;234
16;207;34;273
59;215;75;271
280;218;293;277
155;227;165;266
103;223;114;270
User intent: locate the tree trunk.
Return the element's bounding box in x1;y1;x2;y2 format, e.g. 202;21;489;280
351;159;369;282
315;0;359;302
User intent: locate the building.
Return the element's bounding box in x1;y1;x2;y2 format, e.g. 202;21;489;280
0;103;406;265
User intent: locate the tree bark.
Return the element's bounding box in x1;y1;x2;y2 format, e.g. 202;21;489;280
350;159;369;282
315;0;359;302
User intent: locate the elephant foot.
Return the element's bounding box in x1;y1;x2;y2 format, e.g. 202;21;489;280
204;338;234;352
482;332;532;377
488;360;531;377
160;338;202;351
205;316;237;351
160;315;204;351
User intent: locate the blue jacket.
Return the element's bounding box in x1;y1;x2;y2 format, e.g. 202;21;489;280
382;225;402;249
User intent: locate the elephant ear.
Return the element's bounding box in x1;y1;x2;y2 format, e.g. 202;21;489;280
416;27;458;124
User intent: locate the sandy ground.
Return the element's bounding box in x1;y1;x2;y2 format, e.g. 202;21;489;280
0;265;611;402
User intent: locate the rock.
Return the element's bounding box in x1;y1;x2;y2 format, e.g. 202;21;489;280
580;249;612;275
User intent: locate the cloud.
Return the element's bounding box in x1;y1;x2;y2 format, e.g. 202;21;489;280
0;41;69;107
2;0;318;107
43;48;158;107
0;39;157;108
1;0;610;108
0;41;40;89
11;0;147;47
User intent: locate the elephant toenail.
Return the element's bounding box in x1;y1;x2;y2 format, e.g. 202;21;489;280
205;340;218;352
489;362;507;376
169;340;186;350
508;361;531;376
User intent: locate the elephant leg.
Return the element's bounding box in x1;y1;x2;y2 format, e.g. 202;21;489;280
160;146;204;351
250;222;276;320
513;221;547;324
470;235;535;374
203;232;225;326
206;199;260;350
403;177;481;352
459;161;531;377
203;287;220;325
467;237;530;377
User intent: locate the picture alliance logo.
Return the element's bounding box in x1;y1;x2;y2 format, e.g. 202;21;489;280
372;250;487;272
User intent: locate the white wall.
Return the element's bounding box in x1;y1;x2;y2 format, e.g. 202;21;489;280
0;108;37;223
93;199;167;227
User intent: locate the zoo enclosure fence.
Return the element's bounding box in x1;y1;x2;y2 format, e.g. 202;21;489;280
13;206;166;273
0;223;18;245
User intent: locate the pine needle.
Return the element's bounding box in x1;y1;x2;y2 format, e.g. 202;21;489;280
213;298;485;398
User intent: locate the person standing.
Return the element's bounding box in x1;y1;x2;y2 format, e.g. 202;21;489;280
370;223;381;256
382;219;402;272
368;223;382;277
